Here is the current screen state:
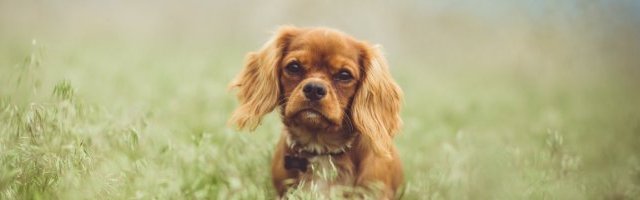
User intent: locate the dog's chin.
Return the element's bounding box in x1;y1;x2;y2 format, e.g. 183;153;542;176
289;109;335;130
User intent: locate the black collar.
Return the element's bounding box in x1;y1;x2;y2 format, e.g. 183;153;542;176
283;134;354;172
283;151;346;172
284;155;309;172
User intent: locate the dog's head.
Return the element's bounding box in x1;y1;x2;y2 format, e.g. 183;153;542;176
229;26;402;156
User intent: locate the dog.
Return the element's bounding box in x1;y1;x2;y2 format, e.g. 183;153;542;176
228;26;403;199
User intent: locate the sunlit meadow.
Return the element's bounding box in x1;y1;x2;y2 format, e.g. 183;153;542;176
1;1;640;199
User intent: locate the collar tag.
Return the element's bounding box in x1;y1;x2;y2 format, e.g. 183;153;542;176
284;155;309;172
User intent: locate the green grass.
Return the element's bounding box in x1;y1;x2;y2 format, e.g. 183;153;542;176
1;36;639;200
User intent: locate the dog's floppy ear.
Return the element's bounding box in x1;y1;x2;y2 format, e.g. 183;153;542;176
229;26;300;131
352;43;403;157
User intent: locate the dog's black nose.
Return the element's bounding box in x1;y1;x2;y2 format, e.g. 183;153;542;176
303;82;326;101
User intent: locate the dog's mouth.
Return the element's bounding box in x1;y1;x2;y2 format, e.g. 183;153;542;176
291;109;335;129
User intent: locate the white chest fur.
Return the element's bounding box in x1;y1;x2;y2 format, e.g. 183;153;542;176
295;155;355;197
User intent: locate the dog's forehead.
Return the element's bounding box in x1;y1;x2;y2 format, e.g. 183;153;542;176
288;29;361;59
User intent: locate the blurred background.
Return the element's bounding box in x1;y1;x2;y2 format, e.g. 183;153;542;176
1;0;639;199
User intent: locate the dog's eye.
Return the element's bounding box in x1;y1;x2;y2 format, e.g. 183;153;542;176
334;71;353;81
285;62;303;74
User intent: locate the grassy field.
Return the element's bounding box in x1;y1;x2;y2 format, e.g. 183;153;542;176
2;1;640;199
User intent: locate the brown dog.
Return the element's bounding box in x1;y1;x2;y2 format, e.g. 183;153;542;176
229;26;403;199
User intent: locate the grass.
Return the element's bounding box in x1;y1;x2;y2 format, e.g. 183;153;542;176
1;35;640;200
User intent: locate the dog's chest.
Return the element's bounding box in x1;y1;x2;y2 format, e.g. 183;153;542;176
298;155;356;193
